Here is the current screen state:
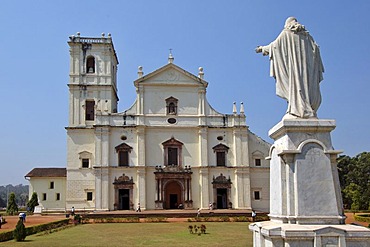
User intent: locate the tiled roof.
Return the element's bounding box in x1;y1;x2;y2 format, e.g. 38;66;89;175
25;168;66;178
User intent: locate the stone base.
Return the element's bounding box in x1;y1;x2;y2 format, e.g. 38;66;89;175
267;119;345;225
249;221;370;247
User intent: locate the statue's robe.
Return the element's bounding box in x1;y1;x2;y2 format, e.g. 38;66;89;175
263;29;324;118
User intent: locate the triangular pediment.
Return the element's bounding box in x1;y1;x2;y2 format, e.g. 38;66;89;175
314;226;346;236
115;143;133;152
212;143;230;152
134;63;208;87
162;137;184;146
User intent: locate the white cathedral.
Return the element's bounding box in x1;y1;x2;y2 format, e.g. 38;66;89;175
25;33;271;212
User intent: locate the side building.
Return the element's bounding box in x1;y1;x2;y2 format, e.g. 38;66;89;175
26;33;271;212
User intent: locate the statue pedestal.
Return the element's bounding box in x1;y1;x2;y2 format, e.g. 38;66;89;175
249;119;370;246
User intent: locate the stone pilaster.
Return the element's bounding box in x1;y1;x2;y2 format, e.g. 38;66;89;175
235;168;250;209
233;128;242;166
198;128;208;166
136;127;145;166
137;168;146;209
199;168;209;208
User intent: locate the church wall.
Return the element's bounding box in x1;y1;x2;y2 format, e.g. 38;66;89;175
248;132;270;167
250;168;270;211
190;168;201;207
67;129;95;169
66;169;95;210
143;86;199;115
145;127;199;166
144;169;156;209
109;127;138;166
29;177;66;211
207;128;236;166
66;128;96;209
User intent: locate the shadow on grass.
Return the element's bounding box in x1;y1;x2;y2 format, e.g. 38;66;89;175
18;240;34;242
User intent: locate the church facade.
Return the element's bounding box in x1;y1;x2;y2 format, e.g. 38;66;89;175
26;33;271;212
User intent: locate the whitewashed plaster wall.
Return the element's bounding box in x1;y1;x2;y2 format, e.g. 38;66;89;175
66;129;95;168
28;177;66;211
143;86;199;115
250;168;270;211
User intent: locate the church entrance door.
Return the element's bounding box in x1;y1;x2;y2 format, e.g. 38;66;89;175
217;188;228;209
119;189;130;210
165;181;182;209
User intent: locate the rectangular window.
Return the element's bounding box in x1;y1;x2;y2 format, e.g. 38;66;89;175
255;159;261;166
118;151;129;167
56;193;60;201
167;148;178;166
82;159;89;168
85;100;95;121
87;192;93;201
254;191;261;200
42;193;47;201
216;152;226;166
50;181;54;189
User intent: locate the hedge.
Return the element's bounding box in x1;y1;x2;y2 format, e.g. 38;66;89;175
354;214;370;224
90;217;140;223
0;219;70;242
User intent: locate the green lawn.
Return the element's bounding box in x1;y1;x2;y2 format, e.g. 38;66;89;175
2;222;253;247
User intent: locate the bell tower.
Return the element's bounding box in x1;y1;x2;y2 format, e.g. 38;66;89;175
67;32;119;127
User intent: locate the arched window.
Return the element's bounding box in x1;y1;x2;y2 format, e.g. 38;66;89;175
86;56;95;73
168;102;176;114
165;97;178;115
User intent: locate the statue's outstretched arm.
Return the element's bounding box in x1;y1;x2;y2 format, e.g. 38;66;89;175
255;45;270;56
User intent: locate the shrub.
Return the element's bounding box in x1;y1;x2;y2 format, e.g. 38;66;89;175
0;231;13;242
0;218;69;242
188;224;207;235
91;217;140;223
354;214;370;223
144;217;167;223
220;216;230;222
27;192;39;213
13;219;26;241
200;224;206;234
6;193;18;216
73;214;81;224
26;219;70;236
233;216;249;222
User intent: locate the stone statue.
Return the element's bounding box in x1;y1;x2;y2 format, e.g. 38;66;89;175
256;17;324;119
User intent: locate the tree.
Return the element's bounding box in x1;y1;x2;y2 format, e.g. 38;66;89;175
0;196;6;208
27;192;39;212
337;152;370;210
13;219;26;241
6;192;18;215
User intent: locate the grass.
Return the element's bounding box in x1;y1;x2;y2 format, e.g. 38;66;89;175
1;222;253;247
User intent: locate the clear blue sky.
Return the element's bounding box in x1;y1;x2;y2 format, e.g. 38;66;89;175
1;1;369;185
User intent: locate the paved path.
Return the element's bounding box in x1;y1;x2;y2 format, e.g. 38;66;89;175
0;214;66;232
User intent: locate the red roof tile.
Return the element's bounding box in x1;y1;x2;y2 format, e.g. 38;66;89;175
25;168;66;178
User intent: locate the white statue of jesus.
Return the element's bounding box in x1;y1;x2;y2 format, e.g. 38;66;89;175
256;17;324;119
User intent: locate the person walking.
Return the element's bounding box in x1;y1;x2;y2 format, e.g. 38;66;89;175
136;203;141;212
251;210;256;222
